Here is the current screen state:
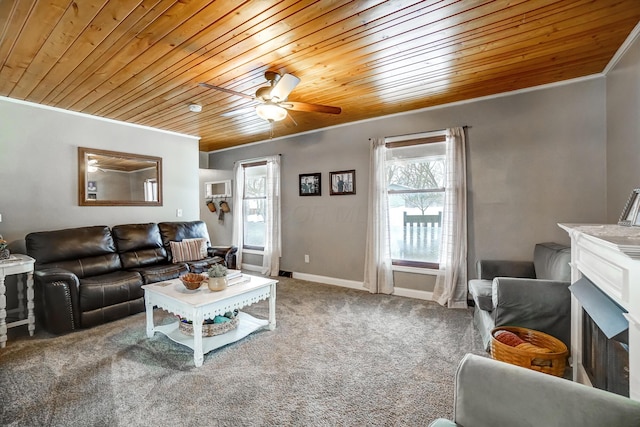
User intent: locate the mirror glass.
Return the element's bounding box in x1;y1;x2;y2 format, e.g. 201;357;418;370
204;180;232;199
78;147;163;206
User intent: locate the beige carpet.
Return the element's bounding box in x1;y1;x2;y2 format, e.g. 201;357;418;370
0;277;485;426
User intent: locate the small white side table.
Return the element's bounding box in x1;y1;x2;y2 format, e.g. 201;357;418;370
0;254;36;348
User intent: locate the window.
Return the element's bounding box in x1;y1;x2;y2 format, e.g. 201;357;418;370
144;179;158;202
386;134;446;268
242;161;267;249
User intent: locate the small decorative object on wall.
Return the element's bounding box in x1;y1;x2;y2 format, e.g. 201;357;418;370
218;200;230;223
87;181;97;192
619;188;640;226
330;170;356;195
299;173;321;196
206;200;217;212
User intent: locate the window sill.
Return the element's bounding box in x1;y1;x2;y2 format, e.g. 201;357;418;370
242;248;264;255
392;265;440;275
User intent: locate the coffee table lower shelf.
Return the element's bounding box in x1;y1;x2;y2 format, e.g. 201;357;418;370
154;312;268;355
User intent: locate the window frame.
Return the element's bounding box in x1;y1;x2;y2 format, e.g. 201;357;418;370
385;132;446;269
241;160;267;251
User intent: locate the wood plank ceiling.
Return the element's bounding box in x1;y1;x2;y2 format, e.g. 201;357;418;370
1;1;639;152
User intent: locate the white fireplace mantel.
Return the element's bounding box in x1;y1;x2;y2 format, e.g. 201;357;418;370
559;223;640;401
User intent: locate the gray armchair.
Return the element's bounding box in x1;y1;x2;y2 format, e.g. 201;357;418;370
429;354;640;427
468;242;571;351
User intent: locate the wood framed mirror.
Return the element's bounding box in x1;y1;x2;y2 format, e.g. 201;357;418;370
78;147;163;206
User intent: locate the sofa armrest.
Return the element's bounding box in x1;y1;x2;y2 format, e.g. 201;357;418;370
451;354;640;427
476;260;535;280
209;246;238;270
34;268;80;334
492;277;571;348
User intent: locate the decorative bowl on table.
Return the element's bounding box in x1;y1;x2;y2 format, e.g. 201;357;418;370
179;273;206;290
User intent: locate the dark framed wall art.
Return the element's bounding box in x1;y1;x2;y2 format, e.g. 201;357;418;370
299;173;321;196
619;188;640;226
330;170;356;195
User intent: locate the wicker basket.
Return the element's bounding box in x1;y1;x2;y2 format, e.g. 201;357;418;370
490;326;568;377
178;314;239;337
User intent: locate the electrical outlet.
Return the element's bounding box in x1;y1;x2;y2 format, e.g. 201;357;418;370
176;209;183;217
304;254;309;263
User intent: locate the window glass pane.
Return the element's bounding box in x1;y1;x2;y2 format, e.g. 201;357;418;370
243;198;265;247
244;164;267;197
388;156;445;190
243;163;267;248
387;151;445;265
388;192;443;264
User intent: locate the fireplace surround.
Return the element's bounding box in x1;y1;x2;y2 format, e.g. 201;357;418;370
560;224;640;401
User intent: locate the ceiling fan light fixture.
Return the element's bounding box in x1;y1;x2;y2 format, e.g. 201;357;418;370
256;103;287;122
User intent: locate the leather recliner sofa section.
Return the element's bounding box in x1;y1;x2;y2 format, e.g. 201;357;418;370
26;220;237;334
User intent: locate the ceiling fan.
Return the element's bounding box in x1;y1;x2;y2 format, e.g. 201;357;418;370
199;71;341;123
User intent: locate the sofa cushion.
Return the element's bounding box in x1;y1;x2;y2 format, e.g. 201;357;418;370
533;242;571;281
170;240;206;263
26;226;122;278
159;221;211;263
131;263;188;284
112;223;168;269
185;237;208;258
468;279;493;311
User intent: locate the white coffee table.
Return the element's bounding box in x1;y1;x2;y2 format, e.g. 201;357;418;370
142;274;277;367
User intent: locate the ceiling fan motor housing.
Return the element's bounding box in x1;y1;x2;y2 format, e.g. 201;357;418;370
255;86;273;101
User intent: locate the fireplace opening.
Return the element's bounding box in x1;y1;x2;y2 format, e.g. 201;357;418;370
570;276;629;397
582;310;629;397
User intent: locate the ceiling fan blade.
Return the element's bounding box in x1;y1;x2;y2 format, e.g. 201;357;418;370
270;73;300;102
199;82;254;100
283;101;341;115
284;111;298;128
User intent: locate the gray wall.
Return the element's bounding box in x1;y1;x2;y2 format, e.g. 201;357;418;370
208;78;608;287
0;97;201;245
607;33;640;222
199;168;234;246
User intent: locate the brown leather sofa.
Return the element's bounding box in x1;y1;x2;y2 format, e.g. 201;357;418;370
25;221;237;334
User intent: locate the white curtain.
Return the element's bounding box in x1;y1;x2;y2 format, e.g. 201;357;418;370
433;127;468;308
261;155;281;276
231;162;245;269
363;138;394;294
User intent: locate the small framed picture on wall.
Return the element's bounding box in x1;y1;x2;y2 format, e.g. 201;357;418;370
330;170;356;195
619;188;640;226
299;173;321;196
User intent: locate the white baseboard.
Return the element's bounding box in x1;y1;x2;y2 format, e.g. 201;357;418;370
392;287;434;301
291;271;434;301
291;272;367;291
